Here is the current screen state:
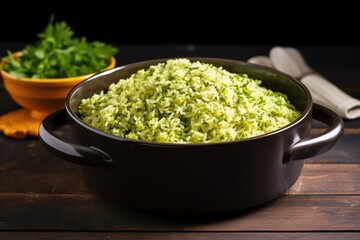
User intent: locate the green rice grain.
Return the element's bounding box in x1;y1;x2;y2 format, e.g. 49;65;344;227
78;59;301;143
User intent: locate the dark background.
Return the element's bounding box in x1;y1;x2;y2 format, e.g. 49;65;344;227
1;1;358;46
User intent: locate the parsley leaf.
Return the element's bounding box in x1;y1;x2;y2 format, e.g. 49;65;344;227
2;16;118;79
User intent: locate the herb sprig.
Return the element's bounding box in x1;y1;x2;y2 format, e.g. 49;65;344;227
2;17;118;79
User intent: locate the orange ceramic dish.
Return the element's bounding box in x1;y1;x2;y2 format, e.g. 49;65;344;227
0;52;116;138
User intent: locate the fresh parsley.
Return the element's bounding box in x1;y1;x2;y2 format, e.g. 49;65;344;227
2;17;118;78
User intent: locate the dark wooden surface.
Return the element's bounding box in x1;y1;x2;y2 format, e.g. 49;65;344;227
1;44;359;239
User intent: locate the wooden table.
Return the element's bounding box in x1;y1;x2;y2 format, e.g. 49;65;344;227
1;45;359;239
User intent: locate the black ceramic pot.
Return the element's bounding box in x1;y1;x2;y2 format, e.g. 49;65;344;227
39;58;344;213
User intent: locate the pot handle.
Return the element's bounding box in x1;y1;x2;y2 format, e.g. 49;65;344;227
39;109;114;168
285;104;344;162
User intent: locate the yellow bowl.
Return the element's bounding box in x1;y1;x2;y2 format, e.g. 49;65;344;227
0;52;116;138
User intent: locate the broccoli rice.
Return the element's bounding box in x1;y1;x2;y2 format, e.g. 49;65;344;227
78;59;301;143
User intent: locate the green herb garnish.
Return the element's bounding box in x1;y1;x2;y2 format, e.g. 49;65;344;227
2;16;118;79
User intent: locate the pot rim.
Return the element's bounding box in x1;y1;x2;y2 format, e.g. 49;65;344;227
65;57;312;147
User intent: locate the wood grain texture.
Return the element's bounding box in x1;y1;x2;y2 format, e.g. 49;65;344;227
286;164;360;195
0;194;359;231
1;232;360;240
